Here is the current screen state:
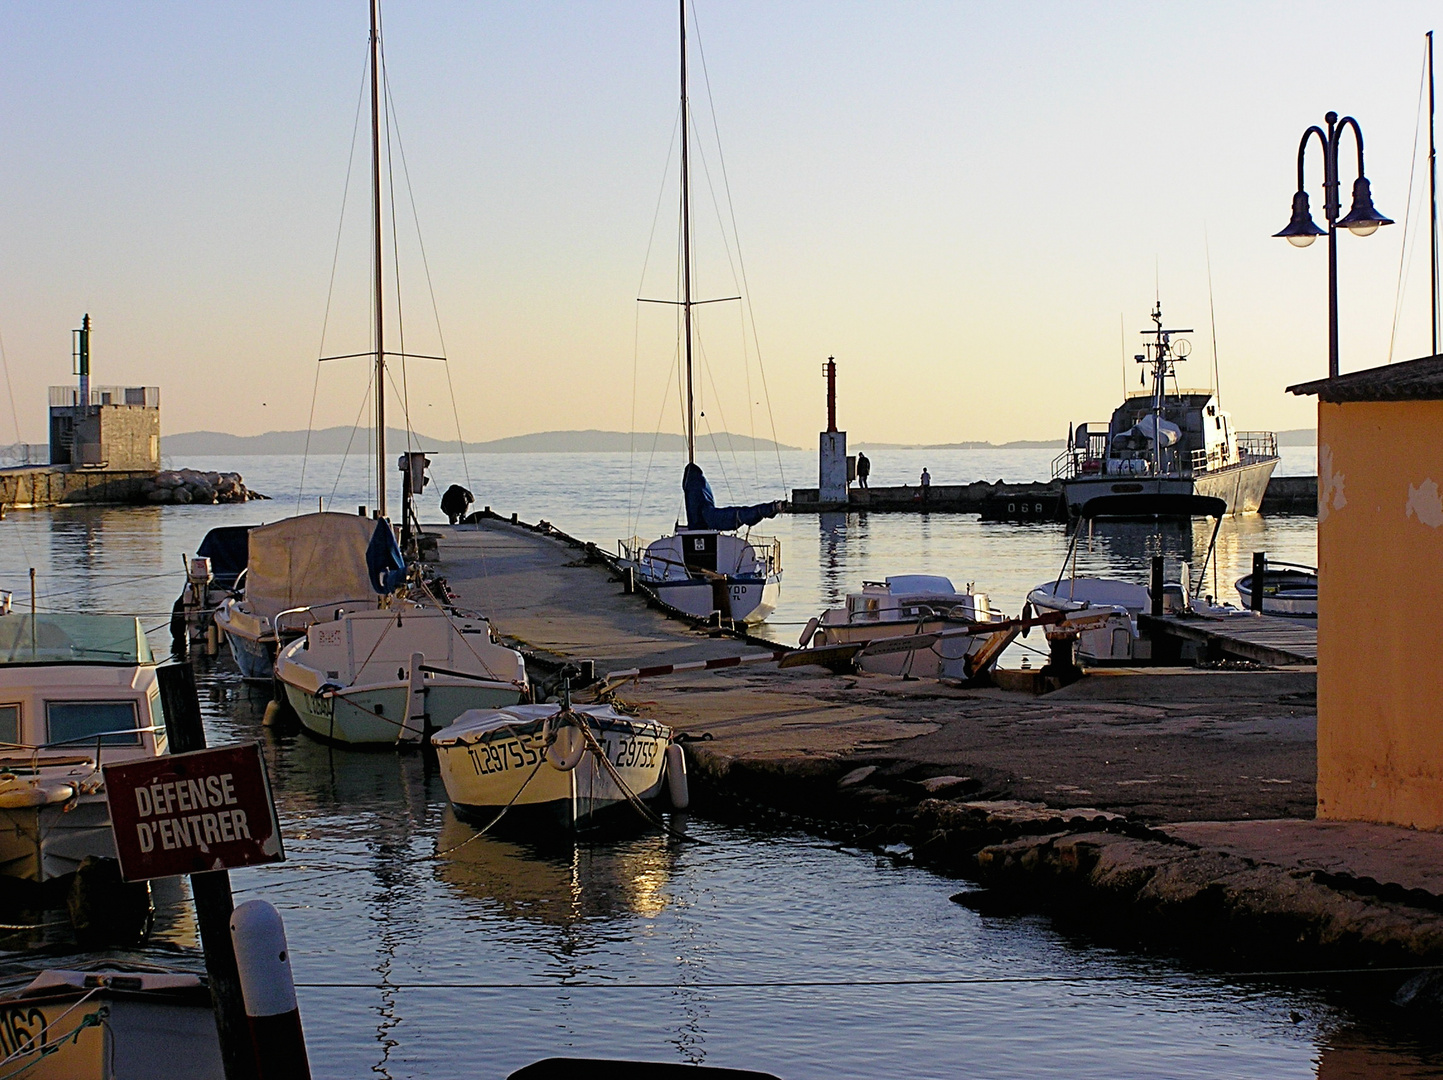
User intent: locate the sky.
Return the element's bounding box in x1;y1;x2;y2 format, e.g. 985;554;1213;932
1;1;1442;449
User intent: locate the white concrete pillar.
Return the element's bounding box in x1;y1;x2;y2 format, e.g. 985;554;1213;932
819;430;848;503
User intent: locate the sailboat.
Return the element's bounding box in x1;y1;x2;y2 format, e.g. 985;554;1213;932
265;0;528;745
619;0;784;627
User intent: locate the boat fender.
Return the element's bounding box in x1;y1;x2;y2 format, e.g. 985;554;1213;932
262;700;283;727
544;717;587;771
1020;601;1033;637
0;782;75;808
798;616;820;648
665;743;690;810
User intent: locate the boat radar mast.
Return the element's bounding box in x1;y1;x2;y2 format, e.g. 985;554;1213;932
1136;302;1192;474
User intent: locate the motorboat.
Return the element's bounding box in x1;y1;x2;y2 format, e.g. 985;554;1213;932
1026;577;1150;664
0;964;223;1078
806;575;1013;680
618;2;784;626
1026;493;1230;663
213;512;398;681
1236;562;1318;617
275;605;528;748
1052;302;1279;516
432;701;673;831
0;614;167;885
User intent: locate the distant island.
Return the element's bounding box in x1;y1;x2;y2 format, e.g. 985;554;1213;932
852;428;1317;451
161;425;1316;457
161;427;799;456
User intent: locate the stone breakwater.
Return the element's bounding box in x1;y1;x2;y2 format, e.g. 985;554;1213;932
140;469;266;504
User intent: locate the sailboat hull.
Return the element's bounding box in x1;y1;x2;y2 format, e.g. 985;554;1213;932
650;575;780;625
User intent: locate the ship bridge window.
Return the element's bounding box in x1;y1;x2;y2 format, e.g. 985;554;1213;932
46;700;140;747
0;705;16;746
1215;417;1222;429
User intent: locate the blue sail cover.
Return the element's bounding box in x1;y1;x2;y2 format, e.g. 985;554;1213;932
366;518;408;593
683;463;779;531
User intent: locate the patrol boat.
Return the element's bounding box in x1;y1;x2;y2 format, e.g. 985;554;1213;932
1052;302;1279;516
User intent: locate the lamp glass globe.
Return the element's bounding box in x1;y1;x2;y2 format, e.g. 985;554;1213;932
1287;234;1318;248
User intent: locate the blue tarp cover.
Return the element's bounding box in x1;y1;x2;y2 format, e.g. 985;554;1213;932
196;526;252;589
366;519;408;593
682;463;779;531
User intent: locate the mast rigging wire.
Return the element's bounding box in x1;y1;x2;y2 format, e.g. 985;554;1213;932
690;2;787;492
1388;39;1430;364
300;46;372;514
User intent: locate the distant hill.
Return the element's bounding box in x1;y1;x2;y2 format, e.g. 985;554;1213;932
162;427;798;456
852;439;1065;450
1276;428;1316;446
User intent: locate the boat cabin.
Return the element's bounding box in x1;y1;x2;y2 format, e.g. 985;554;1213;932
826;575;994;625
0;614;165;761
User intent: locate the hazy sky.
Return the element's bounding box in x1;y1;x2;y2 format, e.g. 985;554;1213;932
2;1;1441;448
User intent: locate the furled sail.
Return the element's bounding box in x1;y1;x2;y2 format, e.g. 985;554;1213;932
682;463;780;531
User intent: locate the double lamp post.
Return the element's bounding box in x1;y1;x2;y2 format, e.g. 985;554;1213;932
1274;111;1393;379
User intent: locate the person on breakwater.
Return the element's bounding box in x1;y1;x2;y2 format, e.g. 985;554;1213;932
440;484;474;524
920;467;930;505
856;452;870;489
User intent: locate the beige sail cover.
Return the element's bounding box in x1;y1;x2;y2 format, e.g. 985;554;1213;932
244;513;380;619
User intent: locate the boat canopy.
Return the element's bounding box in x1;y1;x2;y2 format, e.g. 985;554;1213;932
245;513;402;619
682;463;779;531
196;525;253;590
1078;493;1227;520
0;614;154;666
883;575;957;595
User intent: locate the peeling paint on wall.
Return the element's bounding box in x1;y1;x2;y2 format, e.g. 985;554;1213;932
1318;444;1347;523
1406;479;1443;528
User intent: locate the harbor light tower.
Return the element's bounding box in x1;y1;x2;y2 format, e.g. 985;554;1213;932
818;356;848;504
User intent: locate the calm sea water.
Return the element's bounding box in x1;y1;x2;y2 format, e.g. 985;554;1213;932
3;448;1437;1078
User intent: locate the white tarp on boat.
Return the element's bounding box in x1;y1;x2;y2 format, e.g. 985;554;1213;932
245;513;379;619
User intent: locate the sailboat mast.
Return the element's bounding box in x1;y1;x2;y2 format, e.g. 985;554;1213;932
680;0;695;466
1431;30;1439;356
370;0;387;517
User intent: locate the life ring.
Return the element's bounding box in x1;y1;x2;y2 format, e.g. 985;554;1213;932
543;715;587;771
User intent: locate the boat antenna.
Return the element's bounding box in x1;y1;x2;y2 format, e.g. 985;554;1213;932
1431;30;1439;355
1205;227;1221;408
680;0;694;466
370;0;387;517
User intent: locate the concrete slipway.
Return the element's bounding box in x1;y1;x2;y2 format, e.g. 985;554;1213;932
435;516;1443;978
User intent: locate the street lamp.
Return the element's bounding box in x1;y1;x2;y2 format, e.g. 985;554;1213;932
1275;111;1393;378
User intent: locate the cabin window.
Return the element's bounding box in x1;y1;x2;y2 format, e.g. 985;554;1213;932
0;705;18;745
46;700;140;747
149;693;167;753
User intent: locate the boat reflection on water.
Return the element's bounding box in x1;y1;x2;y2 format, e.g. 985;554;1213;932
433;808;676;927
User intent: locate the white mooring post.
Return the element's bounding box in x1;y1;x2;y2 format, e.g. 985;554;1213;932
231;900;312;1080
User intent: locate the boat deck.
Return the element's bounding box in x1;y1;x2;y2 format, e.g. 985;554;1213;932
1138;611;1318;666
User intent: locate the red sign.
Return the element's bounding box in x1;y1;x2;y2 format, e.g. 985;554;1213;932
103;743;284;882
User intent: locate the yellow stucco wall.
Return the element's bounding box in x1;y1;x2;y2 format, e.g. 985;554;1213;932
1317;398;1443;827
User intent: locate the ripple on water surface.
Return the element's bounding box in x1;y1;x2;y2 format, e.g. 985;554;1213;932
1;451;1439;1077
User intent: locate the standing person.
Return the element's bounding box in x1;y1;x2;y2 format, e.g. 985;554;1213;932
920;467;930;506
856;451;871;489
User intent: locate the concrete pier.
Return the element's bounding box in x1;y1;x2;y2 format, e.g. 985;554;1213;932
787;473;1319;515
433;514;1443;971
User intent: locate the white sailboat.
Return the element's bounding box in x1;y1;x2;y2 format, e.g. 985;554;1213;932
271;0;528;746
619;0;783;627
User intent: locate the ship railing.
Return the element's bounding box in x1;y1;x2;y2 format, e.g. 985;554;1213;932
1236;432;1278;461
743;535;782;577
1051;448;1077;480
